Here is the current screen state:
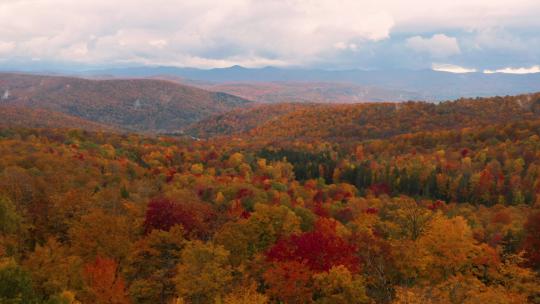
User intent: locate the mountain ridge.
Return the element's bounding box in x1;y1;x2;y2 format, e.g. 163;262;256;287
0;73;253;133
77;66;540;101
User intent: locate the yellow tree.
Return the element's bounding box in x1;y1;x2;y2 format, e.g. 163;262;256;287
417;214;481;283
24;238;83;300
223;283;268;304
174;241;233;304
68;208;135;265
313;265;370;304
214;203;300;266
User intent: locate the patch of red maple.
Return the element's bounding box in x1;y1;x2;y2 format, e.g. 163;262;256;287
266;218;360;273
143;198;215;238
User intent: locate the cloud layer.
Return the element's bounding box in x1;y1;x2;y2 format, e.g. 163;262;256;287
0;0;539;70
406;34;461;58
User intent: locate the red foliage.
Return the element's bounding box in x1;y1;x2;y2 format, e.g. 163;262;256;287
488;232;504;248
83;256;130;304
263;261;313;304
236;188;253;200
428;200;446;211
266;219;359;273
369;183;390;196
313;190;325;203
364;207;379;214
313;203;329;218
206;150;219;161
143;198;215;238
143;198;178;232
165;168;176;183
478;169;494;194
491;210;512;225
335;207;354;223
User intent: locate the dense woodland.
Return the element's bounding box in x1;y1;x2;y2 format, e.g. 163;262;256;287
189;93;540;143
0;73;251;133
1;90;540;303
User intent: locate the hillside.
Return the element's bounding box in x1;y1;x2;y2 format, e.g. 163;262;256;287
0;105;116;131
0;73;252;132
186;103;318;137
188;92;540;143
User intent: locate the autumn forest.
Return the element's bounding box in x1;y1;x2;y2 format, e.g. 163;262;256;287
0;74;540;304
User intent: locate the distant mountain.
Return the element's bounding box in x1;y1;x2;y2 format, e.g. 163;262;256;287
151;78;422;103
188;92;540;143
83;66;540;101
0;73;252;132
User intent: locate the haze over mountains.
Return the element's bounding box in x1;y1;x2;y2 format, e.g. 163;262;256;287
4;65;540;103
81;66;540;101
162;79;422;103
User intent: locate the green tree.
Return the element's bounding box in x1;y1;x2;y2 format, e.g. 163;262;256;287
0;196;22;235
126;225;185;304
0;258;37;304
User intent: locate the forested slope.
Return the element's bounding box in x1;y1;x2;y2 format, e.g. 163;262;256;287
1;91;540;303
0;73;252;132
189;92;540;143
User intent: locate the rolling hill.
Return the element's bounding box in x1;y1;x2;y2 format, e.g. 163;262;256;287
0;105;116;131
0;73;253;132
188;92;540;143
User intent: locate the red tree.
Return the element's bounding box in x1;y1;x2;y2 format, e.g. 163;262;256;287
83;256;130;304
266;219;359;273
143;198;215;238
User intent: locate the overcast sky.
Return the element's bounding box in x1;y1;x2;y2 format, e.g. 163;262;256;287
0;0;539;72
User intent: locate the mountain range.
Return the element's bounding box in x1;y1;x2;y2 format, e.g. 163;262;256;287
80;65;540;101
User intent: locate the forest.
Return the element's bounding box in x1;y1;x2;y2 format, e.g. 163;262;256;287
1;92;540;304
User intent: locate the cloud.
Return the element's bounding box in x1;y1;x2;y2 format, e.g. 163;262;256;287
0;41;15;54
406;34;461;57
149;40;168;49
0;0;395;67
0;0;539;68
432;63;477;73
334;42;358;51
484;65;540;74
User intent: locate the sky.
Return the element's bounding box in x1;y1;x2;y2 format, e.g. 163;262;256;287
0;0;539;73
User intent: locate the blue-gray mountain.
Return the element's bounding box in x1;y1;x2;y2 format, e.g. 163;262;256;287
82;66;540;101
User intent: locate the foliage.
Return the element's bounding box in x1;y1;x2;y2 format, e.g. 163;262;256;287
266;219;360;273
0;258;37;304
523;211;540;271
82;256;130;304
1;92;540;302
174;241;233;304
